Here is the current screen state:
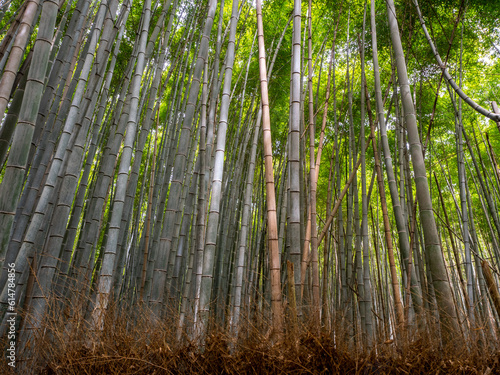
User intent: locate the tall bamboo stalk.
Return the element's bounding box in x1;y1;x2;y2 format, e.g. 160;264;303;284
386;0;459;342
289;0;302;310
256;0;282;337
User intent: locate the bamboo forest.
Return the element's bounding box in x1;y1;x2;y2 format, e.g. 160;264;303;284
0;0;500;372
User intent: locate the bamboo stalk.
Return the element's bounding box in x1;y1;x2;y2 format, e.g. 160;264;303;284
481;260;500;323
256;0;282;338
365;83;405;334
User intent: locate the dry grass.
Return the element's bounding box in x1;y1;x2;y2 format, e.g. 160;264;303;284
1;301;499;374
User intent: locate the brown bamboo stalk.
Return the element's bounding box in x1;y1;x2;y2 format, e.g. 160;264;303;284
256;0;282;337
287;260;299;345
481;260;500;323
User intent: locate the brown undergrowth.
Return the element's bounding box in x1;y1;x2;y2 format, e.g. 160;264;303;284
1;300;499;374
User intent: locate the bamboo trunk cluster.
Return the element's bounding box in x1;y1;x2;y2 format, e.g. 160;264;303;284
0;0;497;358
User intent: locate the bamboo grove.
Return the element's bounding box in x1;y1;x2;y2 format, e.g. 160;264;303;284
0;0;499;365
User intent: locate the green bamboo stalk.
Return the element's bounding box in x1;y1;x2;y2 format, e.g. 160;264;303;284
386;0;459;342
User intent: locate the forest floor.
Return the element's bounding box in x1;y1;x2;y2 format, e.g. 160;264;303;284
1;306;498;374
35;333;499;374
7;324;499;374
